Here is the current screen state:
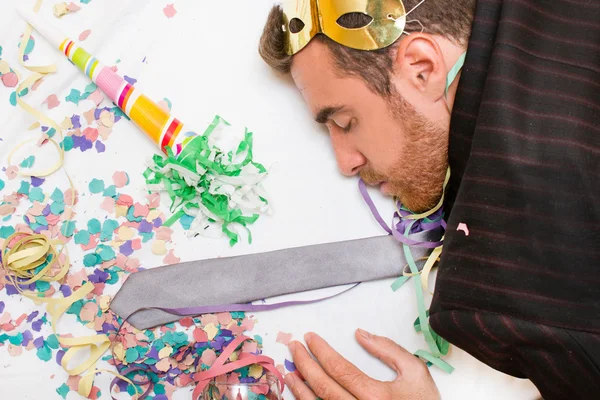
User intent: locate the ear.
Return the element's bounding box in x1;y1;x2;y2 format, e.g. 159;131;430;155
392;34;446;101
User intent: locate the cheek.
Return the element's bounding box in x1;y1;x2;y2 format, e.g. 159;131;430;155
357;118;406;172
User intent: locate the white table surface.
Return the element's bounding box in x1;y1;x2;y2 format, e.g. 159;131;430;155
0;0;540;398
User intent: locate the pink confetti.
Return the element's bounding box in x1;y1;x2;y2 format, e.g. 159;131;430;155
276;331;293;346
163;249;180;265
83;127;99;142
6;166;18;180
163;4;177;18
201;349;217;366
112;171;128;188
100;197;115;213
216;312;232;326
155;226;173;241
193;328;208;342
87;89;104;106
1;72;18;88
79;29;92;41
146;193;161;208
67;2;81;11
80;302;98;322
200;314;219;326
45;94;60;109
242;341;258;354
83;109;96;125
457;223;470;236
8;344;22;357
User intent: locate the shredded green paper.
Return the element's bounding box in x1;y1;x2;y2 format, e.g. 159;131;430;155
143;116;270;246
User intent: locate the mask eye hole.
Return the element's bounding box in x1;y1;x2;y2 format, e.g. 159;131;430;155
336;12;374;29
289;18;306;33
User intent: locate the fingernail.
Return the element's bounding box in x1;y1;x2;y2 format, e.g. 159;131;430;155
284;373;296;388
357;328;371;339
304;332;313;345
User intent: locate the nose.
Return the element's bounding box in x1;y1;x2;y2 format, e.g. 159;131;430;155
330;133;366;177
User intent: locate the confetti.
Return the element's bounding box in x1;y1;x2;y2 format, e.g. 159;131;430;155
276;331;293;346
457;223;470;236
79;29;92;41
44;94;60;109
112;171;129;188
163;249;180;265
284;359;297;372
1;72;18;88
151;239;167;255
163;4;177;18
88;178;105;194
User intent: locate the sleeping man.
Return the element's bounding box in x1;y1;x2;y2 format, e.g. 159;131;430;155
258;0;600;399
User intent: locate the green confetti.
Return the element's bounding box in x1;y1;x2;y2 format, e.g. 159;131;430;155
50;201;65;214
84;82;97;93
106;270;119;285
56;383;70;399
100;219;119;241
139;231;154;243
36;281;50;292
28;187;45;202
19;155;35;168
74;229;91;245
0;226;15;239
65;88;82;105
9;91;17;106
83;253;100;267
50;188;64;203
88;178;105;194
67;299;84;317
19;35;35;55
231;312;245;319
125;347;139;363
35;215;48;226
87;218;101;234
61;221;76;237
17;181;30;195
36;345;52;362
8;332;23;345
102;185;117;198
125;206;143;222
154;384;165;394
46;128;56;138
46;334;60;349
253;334;263;345
0;179;4;191
61;136;74;151
97;244;115;261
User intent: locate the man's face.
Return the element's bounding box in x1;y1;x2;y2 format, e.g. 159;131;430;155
291;39;451;213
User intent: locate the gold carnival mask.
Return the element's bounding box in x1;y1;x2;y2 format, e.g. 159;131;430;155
282;0;407;55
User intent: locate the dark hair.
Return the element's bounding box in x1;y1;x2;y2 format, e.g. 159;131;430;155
259;1;476;96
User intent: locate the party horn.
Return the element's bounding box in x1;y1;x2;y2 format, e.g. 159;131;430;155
18;7;187;155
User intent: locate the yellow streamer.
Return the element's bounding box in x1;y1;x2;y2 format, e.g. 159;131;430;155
1;1;138;396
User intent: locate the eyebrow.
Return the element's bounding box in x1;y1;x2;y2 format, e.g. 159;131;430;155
315;106;345;124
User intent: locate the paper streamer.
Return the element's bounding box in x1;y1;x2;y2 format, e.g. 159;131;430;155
3;1;139;397
358;168;454;373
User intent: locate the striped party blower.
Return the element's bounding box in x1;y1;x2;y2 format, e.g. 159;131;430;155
17;7;270;245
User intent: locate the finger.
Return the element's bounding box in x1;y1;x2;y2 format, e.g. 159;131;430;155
284;373;318;400
305;332;390;399
355;329;427;376
289;341;354;400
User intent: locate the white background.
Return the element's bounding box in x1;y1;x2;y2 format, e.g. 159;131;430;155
0;0;539;398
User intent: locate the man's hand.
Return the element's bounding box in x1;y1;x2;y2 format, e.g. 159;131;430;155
285;329;440;400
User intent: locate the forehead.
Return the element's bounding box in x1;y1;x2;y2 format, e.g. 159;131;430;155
290;40;355;116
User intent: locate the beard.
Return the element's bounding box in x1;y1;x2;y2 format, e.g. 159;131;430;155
359;91;448;213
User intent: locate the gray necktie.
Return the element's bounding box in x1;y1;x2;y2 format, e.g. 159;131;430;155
110;232;439;330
